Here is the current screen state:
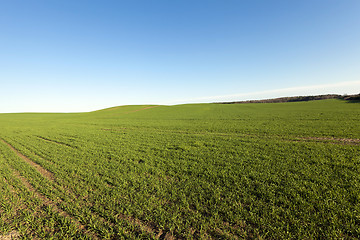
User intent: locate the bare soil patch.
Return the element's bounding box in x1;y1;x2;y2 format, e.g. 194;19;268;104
0;231;20;240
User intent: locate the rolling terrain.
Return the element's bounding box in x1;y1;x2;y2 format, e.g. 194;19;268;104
0;99;359;239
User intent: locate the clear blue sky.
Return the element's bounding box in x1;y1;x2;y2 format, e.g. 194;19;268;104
1;0;359;112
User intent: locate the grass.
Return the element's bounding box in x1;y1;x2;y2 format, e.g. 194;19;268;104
0;99;359;239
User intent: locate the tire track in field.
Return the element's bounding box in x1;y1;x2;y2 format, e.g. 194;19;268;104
0;139;100;239
35;136;77;149
62;189;175;239
4;164;99;240
27;141;176;238
124;105;159;114
1;138;176;239
114;212;176;240
295;136;360;145
131;128;360;146
26;153;174;238
1;139;54;181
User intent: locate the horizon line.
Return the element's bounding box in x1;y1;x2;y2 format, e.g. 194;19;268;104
1;89;358;114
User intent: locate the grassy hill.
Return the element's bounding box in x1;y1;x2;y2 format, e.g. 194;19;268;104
0;99;359;239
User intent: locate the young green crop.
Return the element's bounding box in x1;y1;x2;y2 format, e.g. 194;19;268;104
0;99;359;239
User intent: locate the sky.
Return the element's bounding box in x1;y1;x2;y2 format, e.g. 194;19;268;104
1;0;359;112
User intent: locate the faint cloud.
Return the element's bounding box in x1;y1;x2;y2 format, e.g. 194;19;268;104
167;80;360;104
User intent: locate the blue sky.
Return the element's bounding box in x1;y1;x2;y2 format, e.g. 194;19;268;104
1;0;359;112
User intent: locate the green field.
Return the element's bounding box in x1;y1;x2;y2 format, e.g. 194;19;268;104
0;99;359;239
